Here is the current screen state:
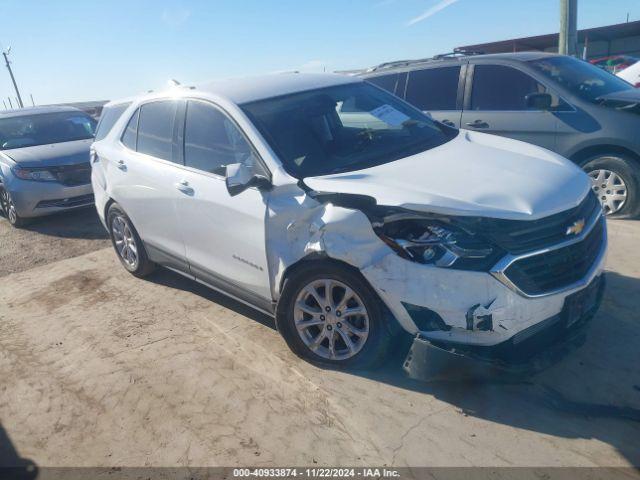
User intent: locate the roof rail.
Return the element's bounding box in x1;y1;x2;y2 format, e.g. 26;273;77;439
433;47;484;60
367;48;484;72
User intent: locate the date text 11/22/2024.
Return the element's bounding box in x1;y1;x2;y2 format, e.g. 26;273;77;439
233;468;401;478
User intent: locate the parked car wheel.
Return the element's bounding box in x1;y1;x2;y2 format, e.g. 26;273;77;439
276;262;392;369
107;203;155;277
0;186;27;227
582;155;639;217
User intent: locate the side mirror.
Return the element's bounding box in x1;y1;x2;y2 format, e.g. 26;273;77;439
225;163;271;197
525;92;553;111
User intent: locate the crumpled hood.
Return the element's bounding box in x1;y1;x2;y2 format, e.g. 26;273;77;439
304;130;591;221
1;139;92;167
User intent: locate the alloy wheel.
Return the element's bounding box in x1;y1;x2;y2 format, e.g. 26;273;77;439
111;215;139;269
293;278;370;361
0;188;18;224
588;169;627;215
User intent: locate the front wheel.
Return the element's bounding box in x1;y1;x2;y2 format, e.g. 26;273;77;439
582;155;639;217
0;186;27;227
276;262;392;369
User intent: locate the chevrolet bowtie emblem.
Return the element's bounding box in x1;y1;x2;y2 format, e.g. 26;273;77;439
566;218;586;236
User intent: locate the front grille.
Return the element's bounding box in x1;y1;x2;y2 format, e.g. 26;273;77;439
503;217;605;296
36;194;95;209
49;163;92;186
464;192;601;255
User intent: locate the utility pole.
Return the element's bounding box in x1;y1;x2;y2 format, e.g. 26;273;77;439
2;47;24;108
559;0;578;56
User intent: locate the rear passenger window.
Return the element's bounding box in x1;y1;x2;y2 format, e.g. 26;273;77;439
184;101;255;175
405;67;461;111
366;74;399;94
137;101;179;161
95;102;131;141
121;109;139;150
471;65;545;111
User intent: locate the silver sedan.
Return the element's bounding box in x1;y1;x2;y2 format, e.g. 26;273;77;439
0;106;96;227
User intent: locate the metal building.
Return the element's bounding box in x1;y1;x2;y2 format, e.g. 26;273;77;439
457;20;640;60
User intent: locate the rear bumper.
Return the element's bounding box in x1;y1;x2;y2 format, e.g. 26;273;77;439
403;274;606;381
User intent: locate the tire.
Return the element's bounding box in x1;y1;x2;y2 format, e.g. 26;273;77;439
276;261;393;369
107;202;155;277
0;186;28;227
581;154;639;218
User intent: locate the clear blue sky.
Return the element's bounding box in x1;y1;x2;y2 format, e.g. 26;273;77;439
0;0;638;105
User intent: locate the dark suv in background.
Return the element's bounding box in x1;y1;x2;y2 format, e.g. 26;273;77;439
361;52;640;217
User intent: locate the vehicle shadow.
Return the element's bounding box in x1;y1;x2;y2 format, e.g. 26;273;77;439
0;423;38;480
12;208;109;240
145;267;276;332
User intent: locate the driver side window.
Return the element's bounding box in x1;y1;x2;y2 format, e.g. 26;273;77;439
184;100;259;176
471;64;566;111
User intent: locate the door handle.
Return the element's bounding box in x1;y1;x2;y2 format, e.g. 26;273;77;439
465;119;490;129
116;160;127;171
175;180;194;195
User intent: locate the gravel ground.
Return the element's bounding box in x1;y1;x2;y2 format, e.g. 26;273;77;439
0;208;110;277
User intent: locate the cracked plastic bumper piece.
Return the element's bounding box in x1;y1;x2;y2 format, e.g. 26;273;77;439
403;275;605;381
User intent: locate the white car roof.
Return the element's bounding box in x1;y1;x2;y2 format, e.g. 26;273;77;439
195;73;360;105
104;73;361;112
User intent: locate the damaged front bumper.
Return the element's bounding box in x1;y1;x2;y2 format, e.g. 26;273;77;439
403;274;606;381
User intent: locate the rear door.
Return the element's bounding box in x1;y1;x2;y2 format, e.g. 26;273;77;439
175;99;272;306
108;100;188;271
403;64;464;128
461;63;559;150
91;102;131;198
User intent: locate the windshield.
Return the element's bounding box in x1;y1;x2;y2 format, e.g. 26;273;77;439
528;56;634;104
241;82;454;178
0;111;97;150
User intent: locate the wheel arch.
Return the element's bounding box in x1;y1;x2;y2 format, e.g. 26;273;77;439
278;254;357;299
103;197;116;225
275;254;404;336
571;144;640;167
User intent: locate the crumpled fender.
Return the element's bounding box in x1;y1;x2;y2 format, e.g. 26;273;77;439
264;186;415;317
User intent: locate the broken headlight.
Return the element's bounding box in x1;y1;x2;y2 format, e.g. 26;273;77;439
374;216;502;271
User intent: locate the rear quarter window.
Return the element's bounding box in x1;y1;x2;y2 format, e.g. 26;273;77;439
94;103;131;141
121;109;139;150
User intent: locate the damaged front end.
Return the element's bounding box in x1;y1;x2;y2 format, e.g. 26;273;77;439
404;275;606;382
266;182;607;381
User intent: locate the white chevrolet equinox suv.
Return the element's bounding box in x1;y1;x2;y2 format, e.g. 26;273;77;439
91;73;607;369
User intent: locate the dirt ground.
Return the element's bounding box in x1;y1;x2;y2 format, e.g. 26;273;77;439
0;211;639;469
0;208;110;277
